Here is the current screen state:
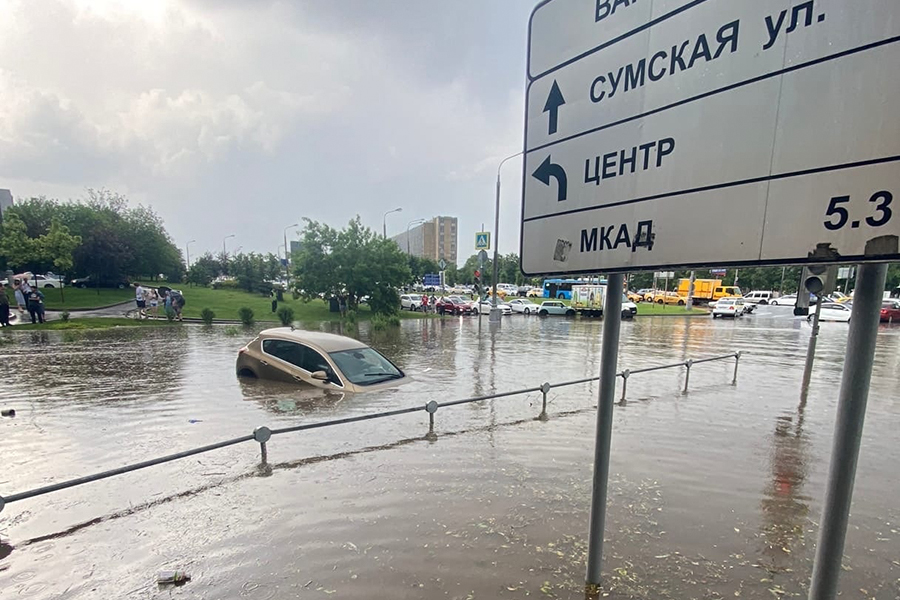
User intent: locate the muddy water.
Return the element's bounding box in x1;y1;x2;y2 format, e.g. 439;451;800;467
1;309;899;599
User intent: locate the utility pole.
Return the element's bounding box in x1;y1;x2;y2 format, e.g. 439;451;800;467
283;223;298;287
185;239;196;270
686;270;696;310
490;152;522;324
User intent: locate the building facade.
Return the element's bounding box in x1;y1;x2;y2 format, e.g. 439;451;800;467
0;189;12;224
391;216;458;264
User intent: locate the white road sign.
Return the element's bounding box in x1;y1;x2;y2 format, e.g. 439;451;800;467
520;0;900;275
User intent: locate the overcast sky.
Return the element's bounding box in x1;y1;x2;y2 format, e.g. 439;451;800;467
0;0;531;260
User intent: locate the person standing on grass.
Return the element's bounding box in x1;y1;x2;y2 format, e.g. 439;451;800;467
148;288;159;319
134;283;146;319
13;279;26;314
0;282;10;326
26;287;45;324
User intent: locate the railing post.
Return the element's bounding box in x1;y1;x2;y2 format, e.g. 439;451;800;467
425;401;438;440
683;360;693;394
620;370;630;402
538;382;551;421
253;426;271;465
733;351;741;385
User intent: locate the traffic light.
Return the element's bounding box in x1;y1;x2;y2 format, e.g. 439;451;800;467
805;265;826;295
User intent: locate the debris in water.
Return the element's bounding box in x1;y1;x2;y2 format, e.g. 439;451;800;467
157;570;190;585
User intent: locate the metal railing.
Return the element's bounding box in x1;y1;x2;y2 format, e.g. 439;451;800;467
0;352;741;514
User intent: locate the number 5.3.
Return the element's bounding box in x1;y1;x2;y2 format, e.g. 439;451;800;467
824;191;893;231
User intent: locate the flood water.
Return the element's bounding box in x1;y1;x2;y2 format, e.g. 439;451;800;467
1;308;899;599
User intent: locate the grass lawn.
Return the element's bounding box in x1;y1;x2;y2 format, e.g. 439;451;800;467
636;301;708;316
137;285;431;322
3;287;136;310
10;317;180;331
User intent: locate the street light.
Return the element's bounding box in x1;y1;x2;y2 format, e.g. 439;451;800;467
222;234;235;258
383;207;402;238
283;223;299;286
406;218;425;255
490;152;523;323
185;239;196;269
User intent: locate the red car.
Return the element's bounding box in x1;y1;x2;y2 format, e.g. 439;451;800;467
435;296;475;316
880;300;900;322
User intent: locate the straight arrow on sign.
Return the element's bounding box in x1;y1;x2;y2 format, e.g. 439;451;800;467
532;155;568;202
542;80;565;135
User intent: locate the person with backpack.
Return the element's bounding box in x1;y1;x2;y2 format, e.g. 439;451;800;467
170;290;185;321
26;287;45;324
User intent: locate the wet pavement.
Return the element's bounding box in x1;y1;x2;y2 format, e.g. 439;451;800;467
1;307;899;599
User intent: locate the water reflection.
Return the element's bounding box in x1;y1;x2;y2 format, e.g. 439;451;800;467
237;378;346;415
759;396;810;572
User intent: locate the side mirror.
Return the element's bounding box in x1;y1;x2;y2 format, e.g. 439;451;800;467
311;370;329;382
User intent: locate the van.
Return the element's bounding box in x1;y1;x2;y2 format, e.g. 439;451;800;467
744;290;776;304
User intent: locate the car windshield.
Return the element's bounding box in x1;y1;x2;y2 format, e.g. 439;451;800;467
328;347;404;386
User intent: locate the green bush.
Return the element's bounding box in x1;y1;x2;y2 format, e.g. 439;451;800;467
200;308;216;325
370;313;401;331
212;279;241;290
344;309;357;326
61;311;71;323
238;307;255;326
224;325;240;336
165;308;177;322
368;284;400;316
277;306;295;326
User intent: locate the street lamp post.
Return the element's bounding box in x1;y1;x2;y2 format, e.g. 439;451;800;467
283;223;299;286
185;239;196;269
222;234;235;261
406;219;425;255
490;152;523;323
383;207;402;238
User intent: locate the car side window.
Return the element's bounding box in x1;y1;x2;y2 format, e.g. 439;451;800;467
263;339;306;367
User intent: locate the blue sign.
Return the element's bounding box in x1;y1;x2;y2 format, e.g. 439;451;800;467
423;273;441;286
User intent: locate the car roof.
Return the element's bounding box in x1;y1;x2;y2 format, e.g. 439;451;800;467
258;327;368;352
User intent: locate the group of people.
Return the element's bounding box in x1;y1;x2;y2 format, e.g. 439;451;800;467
0;277;46;326
419;293;439;313
135;284;185;320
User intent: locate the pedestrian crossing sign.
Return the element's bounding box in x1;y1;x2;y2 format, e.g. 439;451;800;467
475;232;490;250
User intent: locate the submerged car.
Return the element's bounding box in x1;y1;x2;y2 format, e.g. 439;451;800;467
236;328;409;392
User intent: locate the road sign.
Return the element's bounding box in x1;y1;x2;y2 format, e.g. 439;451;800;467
710;269;727;277
423;273;441;287
439;259;447;271
475;232;491;250
521;0;900;276
838;266;855;280
654;271;674;279
478;250;489;263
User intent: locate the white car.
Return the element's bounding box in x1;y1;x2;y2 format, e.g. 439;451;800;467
537;301;576;317
744;290;776;304
399;294;421;311
712;297;746;318
812;302;852;322
477;300;512;315
508;298;540;314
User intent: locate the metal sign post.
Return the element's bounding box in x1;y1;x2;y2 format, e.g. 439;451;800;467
808;262;887;600
585;273;623;588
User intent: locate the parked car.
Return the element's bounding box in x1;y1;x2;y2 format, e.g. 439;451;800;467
743;290;776;304
435;296;475;315
625;291;642;303
399;294;421;311
236;328;408;392
538;301;576;317
526;288;543;298
652;291;686;305
712;297;746;318
770;293;818;306
508;298;539;314
477;300;512;315
71;275;131;289
813;302;852;323
636;289;654;301
880;300;900;322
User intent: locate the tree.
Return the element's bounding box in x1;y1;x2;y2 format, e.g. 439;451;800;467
0;213;37;270
187;253;221;286
293;216;412;314
37;220;82;301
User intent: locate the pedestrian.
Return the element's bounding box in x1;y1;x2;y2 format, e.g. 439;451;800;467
171;290;185;321
134;283;146;319
13;279;26;314
164;290;173;317
339;295;348;317
270;289;278;313
148;288;159;319
26;287;45;324
420;293;428;313
0;282;10;326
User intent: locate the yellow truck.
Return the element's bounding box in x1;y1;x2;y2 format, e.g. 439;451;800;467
676;279;742;301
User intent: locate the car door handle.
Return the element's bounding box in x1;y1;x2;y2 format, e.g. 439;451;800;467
293;375;305;382
261;360;269;367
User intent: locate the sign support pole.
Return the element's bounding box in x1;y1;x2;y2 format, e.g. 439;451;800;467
808;262;886;600
800;295;823;392
585;272;623;589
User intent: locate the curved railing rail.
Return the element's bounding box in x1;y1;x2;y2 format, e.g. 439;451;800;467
0;352;740;514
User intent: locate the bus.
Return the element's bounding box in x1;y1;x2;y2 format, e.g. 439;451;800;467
542;278;605;300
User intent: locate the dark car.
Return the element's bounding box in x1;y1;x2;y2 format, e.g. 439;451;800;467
71;275;131;289
435;296;475;315
881;300;900;323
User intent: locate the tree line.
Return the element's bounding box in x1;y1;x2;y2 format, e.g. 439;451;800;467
0;190;184;282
